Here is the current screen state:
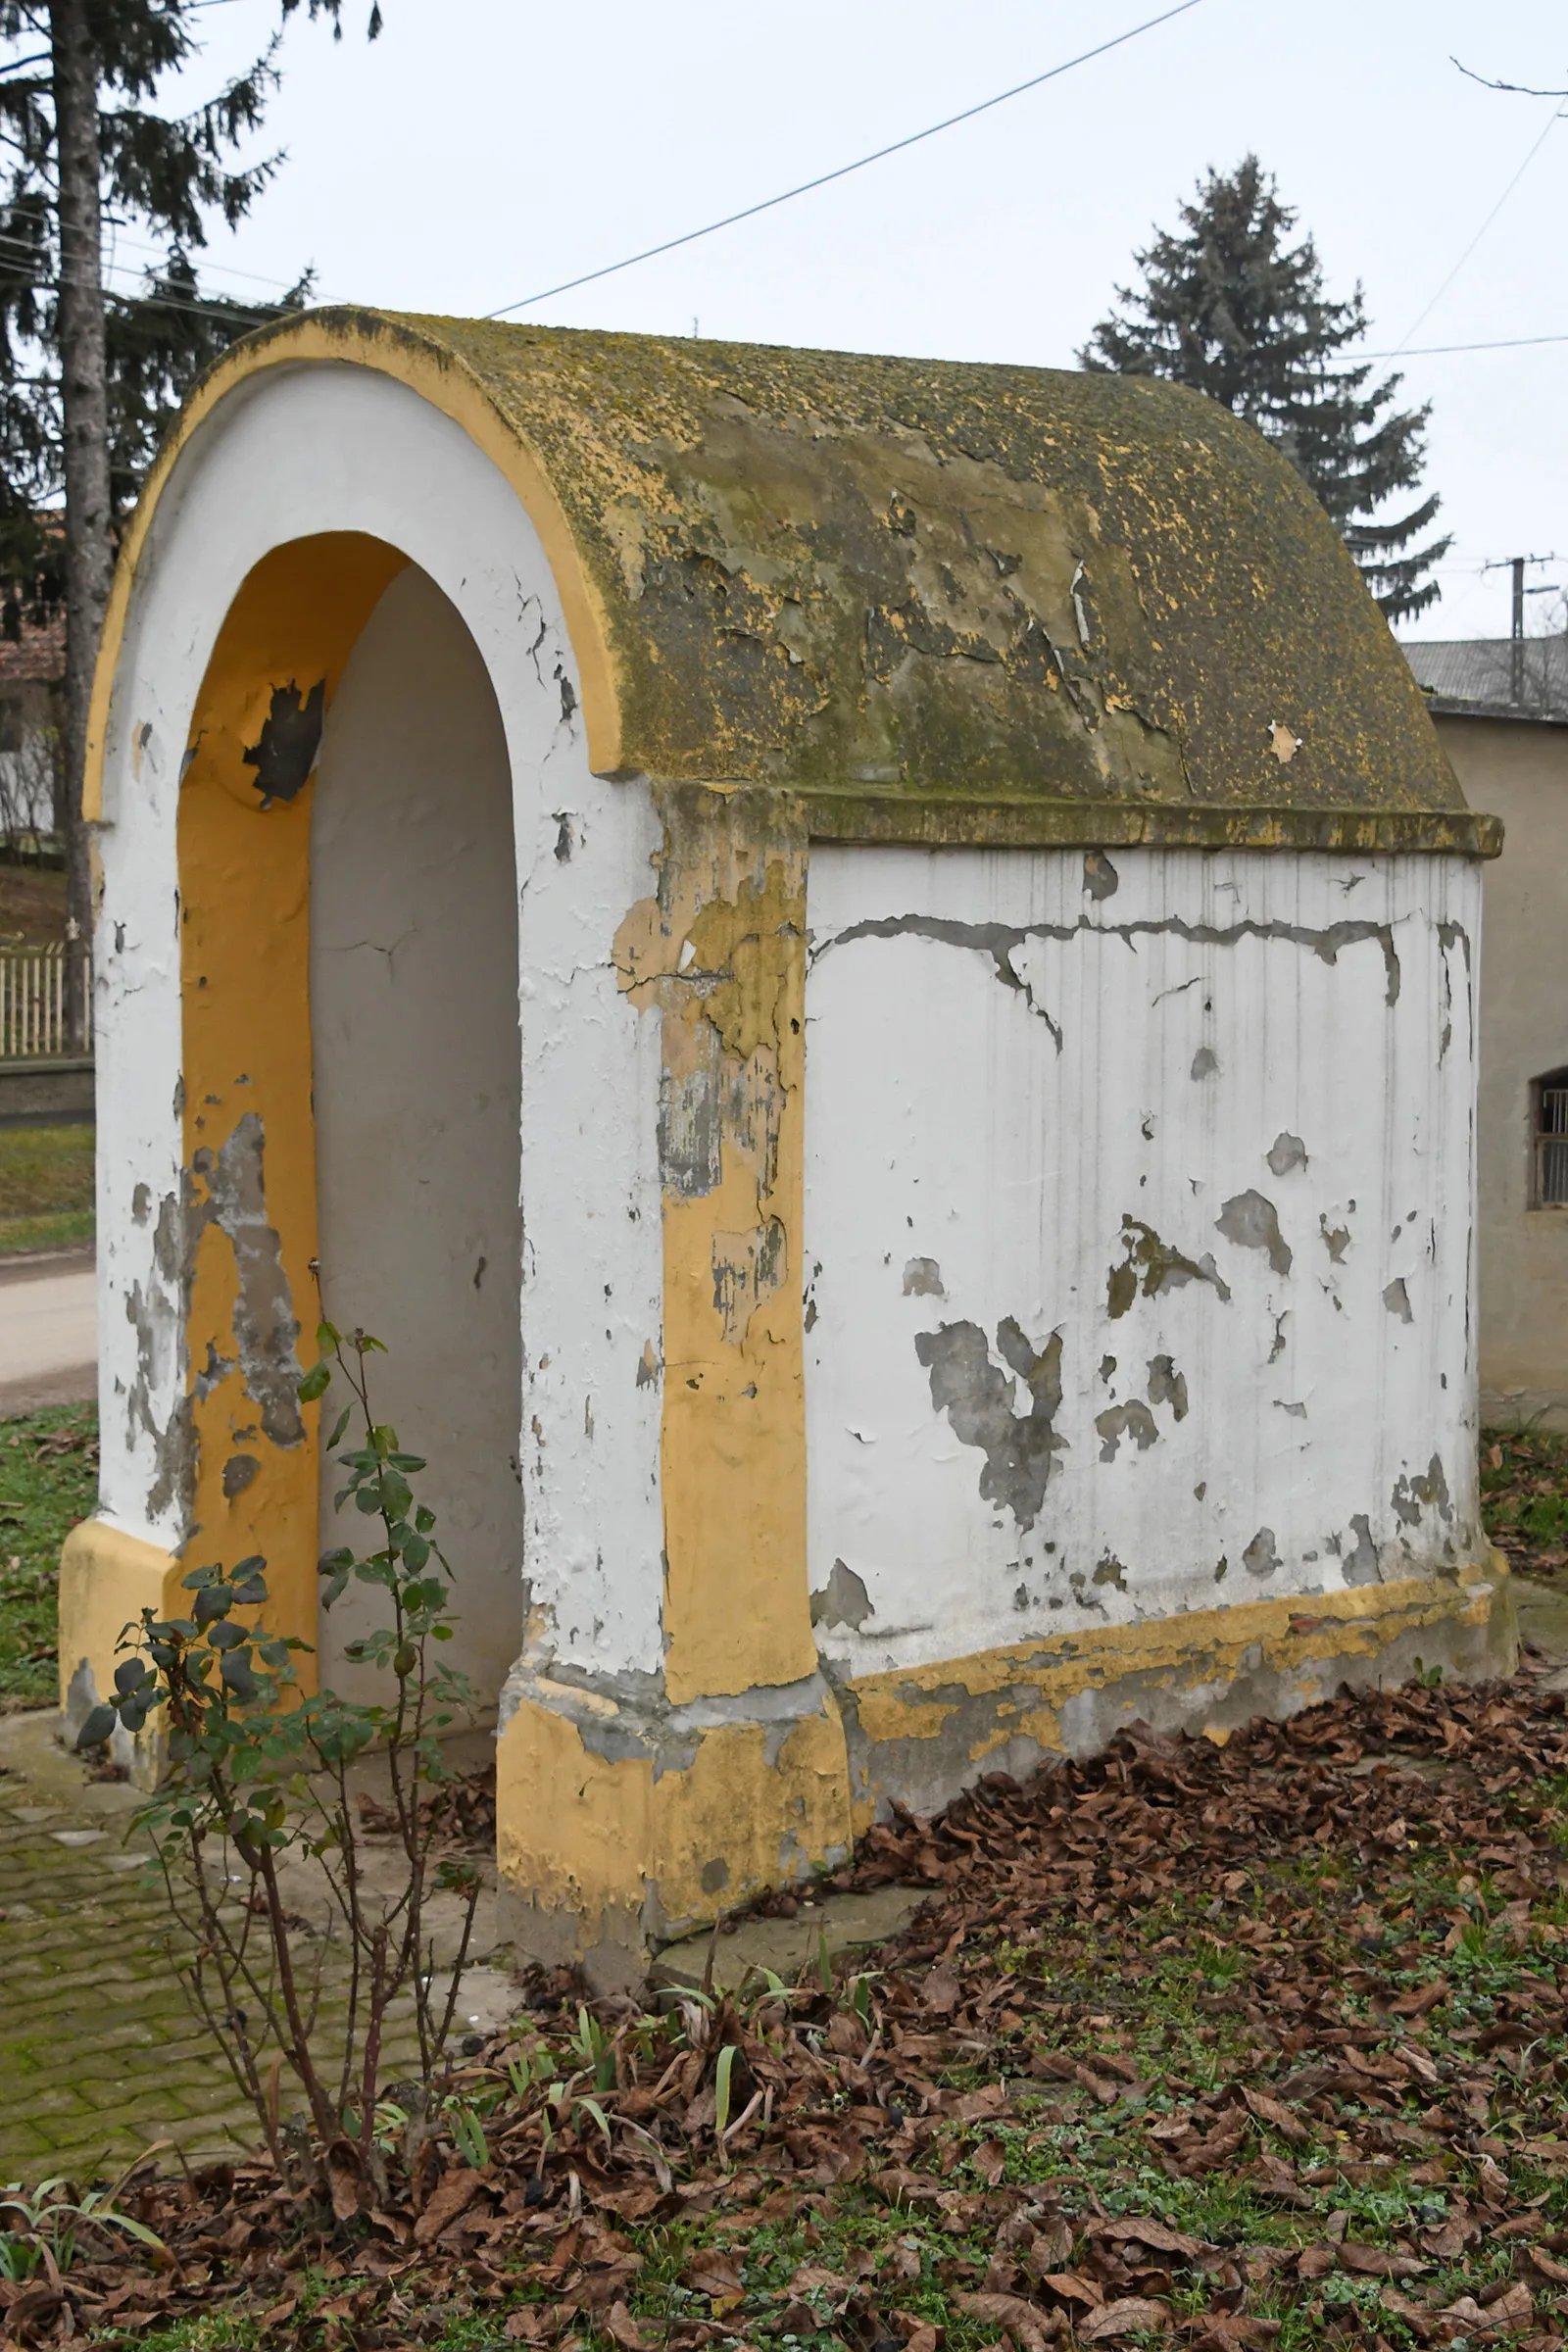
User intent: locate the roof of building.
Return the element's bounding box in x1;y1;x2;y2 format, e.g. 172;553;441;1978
1398;636;1568;724
110;309;1487;850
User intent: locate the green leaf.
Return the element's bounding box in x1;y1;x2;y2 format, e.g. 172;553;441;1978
325;1406;352;1451
297;1360;331;1402
713;2042;736;2138
74;1704;118;1749
220;1651;259;1699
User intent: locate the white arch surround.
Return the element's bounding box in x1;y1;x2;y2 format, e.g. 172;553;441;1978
92;362;667;1687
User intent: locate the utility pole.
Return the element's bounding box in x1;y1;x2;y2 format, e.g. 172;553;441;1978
1483;554;1559;707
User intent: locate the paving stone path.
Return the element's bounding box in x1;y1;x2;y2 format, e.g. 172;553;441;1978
0;1710;514;2182
0;1713;256;2178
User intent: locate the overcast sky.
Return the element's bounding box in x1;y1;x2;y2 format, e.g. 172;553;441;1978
145;0;1568;644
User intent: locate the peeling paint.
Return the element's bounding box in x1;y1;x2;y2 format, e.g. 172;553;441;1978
1095;1400;1159;1460
914;1318;1066;1532
187;1113;305;1449
1215;1189;1293;1277
1083;850;1119;902
810;1559;873;1632
1146;1353;1189;1419
902;1256;945;1298
1107;1214;1232;1317
1343;1513;1381;1585
1267;1132;1308;1176
1383;1277;1413;1324
1243;1526;1283;1578
1392;1453;1451;1529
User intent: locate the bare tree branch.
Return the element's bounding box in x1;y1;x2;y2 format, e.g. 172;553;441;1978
1452;55;1568;97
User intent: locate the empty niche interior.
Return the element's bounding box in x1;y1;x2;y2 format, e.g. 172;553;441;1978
309;561;523;1707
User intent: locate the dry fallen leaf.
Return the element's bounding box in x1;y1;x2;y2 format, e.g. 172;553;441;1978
1078;2294;1172;2339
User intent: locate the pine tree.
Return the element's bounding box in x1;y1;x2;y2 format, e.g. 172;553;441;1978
0;0;380;1043
1081;156;1449;629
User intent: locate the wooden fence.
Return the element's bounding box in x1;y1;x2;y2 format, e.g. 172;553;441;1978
0;942;91;1057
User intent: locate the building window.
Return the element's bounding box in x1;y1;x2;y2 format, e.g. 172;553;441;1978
1537;1069;1568;1207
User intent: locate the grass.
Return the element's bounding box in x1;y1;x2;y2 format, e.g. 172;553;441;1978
0;1402;97;1708
0;1120;94;1254
1483;1427;1568;1575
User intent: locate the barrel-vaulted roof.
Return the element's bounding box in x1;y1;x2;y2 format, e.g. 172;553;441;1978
101;308;1492;852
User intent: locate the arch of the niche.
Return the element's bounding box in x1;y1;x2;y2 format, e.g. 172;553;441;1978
85;317;621;817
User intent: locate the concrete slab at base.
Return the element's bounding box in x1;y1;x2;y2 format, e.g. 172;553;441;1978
653;1884;927;1994
496;1560;1515;1990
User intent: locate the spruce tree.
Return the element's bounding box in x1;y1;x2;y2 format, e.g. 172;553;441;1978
1081;156;1448;628
0;0;379;1043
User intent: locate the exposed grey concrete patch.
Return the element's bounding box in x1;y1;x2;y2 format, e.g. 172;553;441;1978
1147;1353;1189;1420
125;1277;194;1521
131;1183;150;1224
818;909;1402;1007
1321;1216;1350;1263
810;1559;873;1632
1267;1132;1308;1176
1383;1277;1413;1324
1275;1399;1308;1420
221;1452;260;1500
711;1216;786;1345
1083;850;1119;902
657;1020;724;1197
1343;1513;1381;1585
1392;1453;1452;1528
1191;1046;1219;1081
193;1340;235;1400
1095;1400;1158;1461
1107;1215;1232;1317
1093;1553;1128;1589
902;1256;945;1298
1243;1526;1283;1578
188;1114;305;1449
914;1317;1067;1531
1216;1190;1293;1277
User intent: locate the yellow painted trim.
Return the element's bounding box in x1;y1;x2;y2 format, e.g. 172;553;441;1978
84;314;623;818
496;1559;1512;1967
844;1561;1516;1824
58;1519;185;1717
179;533;409;1675
613;788;817;1704
495;1683;853;1954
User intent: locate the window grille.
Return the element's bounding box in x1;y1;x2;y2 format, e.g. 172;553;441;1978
1537;1074;1568;1208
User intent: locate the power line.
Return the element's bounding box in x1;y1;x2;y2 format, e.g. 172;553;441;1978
1356;328;1568;359
1391;98;1565;356
486;0;1207;320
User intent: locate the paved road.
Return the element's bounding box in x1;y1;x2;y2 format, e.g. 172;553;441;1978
0;1250;96;1418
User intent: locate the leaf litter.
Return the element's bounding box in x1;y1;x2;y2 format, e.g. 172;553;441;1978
13;1654;1568;2351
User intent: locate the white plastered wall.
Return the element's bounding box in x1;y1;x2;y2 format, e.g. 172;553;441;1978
92;363;666;1685
311;564;522;1706
804;843;1484;1681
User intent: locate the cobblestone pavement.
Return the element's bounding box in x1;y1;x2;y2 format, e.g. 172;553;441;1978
0;1710;514;2182
0;1709;257;2179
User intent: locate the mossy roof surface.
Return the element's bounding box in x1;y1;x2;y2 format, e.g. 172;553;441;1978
246;308;1465;815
